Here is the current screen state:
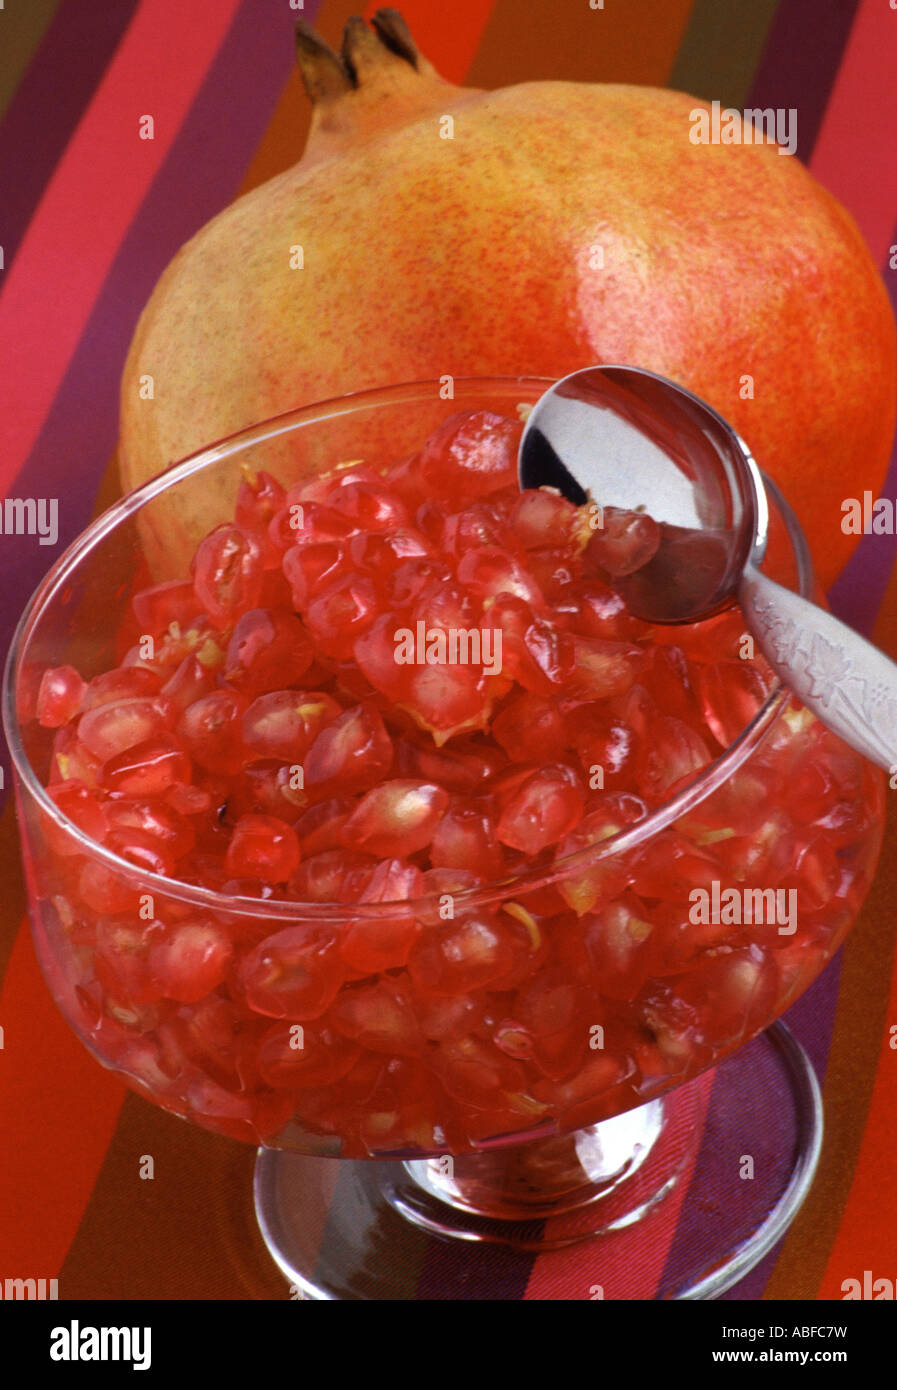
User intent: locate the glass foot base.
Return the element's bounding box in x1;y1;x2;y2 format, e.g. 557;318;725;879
254;1022;822;1300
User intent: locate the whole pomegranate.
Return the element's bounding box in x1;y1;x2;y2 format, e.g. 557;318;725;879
119;9;895;587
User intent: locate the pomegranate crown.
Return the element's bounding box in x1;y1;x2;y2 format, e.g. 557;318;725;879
293;9;460;163
295;8;439;102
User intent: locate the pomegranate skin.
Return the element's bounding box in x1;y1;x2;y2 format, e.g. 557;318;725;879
119;13;896;588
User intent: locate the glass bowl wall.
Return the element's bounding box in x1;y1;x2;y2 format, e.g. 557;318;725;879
3;378;885;1160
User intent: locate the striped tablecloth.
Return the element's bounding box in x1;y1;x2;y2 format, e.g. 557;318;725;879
1;0;896;1300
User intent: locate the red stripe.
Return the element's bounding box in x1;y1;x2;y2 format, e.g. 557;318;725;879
818;953;897;1295
809;0;897;264
0;0;244;500
525;1075;712;1299
0;918;125;1273
361;0;494;83
812;1;897;1295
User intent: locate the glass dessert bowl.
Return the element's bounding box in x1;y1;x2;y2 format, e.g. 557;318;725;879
3;378;884;1299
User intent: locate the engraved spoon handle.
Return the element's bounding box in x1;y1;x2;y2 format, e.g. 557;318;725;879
739;566;897;773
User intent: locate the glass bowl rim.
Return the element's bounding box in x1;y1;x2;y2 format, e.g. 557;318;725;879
2;374;809;922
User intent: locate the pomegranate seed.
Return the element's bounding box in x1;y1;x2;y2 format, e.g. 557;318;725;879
160;654;216;715
340;779;449;857
257;1022;359;1089
404;664;492;744
456;545;545;607
192;523;264;625
36;665;87;727
582;893;655;1001
636;716;713;800
303;703;394;794
95;917;162;1005
330;979;423;1056
225;814;301;882
497;764;585;854
509;488;580;550
104;798;195;863
79;697;173;762
235;470;287;544
562;578;641;640
328;480;409;531
556;793;648;915
282;539;350;610
292;797;356;854
396;736;506;792
388;556;452;606
178;690;247;774
430;799;504;879
132;579;199;635
565;707;637;789
229;761;308;821
305;574;379;658
418;410;522;500
440;503;519;557
225;608;313;694
242;690;340;762
492;692;566;761
47;780;108;843
101;734;191;797
348;527;431;580
239;925;343;1019
149;921;233;1003
81;669;164;712
568;636;643;700
289;849;377;904
585;506;660;576
409;914;516;995
698;660;770;747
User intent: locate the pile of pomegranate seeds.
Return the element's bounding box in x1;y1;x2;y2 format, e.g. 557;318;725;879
32;409;883;1154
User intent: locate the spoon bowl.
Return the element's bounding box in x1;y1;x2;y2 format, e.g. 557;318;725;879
520;365;897;772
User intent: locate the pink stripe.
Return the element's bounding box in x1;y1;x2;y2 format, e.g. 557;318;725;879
0;0;244;499
525;1074;712;1300
809;0;897;264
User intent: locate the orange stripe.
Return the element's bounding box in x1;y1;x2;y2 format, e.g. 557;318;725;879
362;1;495;84
0;917;125;1273
763;836;897;1295
466;0;695;88
817;804;897;1294
818;1021;897;1297
810;0;897;264
0;0;244;499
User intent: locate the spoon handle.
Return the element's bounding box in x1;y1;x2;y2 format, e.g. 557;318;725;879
739;567;897;773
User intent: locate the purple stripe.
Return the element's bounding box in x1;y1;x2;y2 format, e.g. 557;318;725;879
416;1212;538;1300
827;210;897;633
746;0;861;161
1;0;314;807
0;0;140;292
718;959;842;1299
659;989;831;1300
749;4;897;632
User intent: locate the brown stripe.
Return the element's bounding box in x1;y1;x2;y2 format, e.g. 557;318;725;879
0;0;61;124
669;0;780;108
59;1093;288;1298
762;788;897;1299
467;0;695;87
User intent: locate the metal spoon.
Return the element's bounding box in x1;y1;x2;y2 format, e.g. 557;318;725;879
519;364;897;773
